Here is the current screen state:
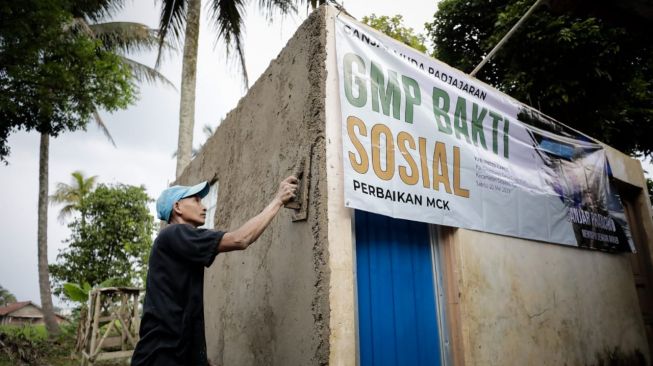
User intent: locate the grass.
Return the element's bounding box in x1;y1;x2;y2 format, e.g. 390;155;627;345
0;324;48;340
0;323;131;365
0;323;77;365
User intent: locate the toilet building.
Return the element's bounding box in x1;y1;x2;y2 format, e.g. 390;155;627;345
173;6;653;365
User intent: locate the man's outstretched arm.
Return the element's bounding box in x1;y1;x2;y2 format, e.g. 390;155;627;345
218;176;298;253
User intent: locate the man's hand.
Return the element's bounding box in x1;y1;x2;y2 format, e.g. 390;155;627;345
219;175;299;253
275;175;298;205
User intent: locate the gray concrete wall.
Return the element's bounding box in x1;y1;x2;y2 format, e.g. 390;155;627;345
446;228;650;365
175;8;330;366
440;147;653;365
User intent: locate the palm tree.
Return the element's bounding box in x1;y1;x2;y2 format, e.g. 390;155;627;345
38;133;60;335
0;284;17;307
50;171;98;224
36;2;173;336
155;0;299;178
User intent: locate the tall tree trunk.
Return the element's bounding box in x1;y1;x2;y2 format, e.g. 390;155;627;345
38;133;60;336
175;0;201;178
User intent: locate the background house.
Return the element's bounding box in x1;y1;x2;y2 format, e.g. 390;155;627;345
0;301;67;326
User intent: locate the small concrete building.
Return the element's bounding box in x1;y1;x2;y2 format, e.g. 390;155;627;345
173;6;653;365
0;301;67;326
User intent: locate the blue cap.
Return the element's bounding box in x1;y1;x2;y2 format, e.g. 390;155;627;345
156;181;210;222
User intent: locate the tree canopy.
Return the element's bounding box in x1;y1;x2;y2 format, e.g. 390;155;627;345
0;0;136;162
426;0;653;158
49;183;154;296
362;14;427;53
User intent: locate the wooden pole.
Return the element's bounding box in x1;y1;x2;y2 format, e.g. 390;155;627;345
132;292;140;340
88;291;102;366
121;293;127;351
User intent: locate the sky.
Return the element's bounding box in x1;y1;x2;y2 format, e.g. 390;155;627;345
0;1;440;308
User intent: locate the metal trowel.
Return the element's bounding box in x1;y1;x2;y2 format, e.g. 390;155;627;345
284;155;310;221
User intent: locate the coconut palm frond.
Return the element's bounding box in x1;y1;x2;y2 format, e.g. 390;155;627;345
88;22;164;54
92;110;117;147
56;204;78;224
234;39;249;88
68;17;95;35
79;19;174;146
257;0;297;21
50;183;77;205
71;171;98;195
202;124;215;137
73;0;128;22
157;0;187;66
121;57;177;90
50;171;98;224
295;0;325;12
209;0;249;87
171;147;199;159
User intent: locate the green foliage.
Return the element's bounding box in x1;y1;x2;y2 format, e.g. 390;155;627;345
62;278;122;303
0;0;137;162
0;286;16;306
362;14;427;53
0;324;76;365
49;184;154;297
426;0;653;157
647;178;653;207
62;283;91;303
83;21;174;90
0;325;48;364
0;325;48;342
50;171;98;223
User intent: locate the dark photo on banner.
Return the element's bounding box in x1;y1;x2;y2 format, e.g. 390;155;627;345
520;107;633;252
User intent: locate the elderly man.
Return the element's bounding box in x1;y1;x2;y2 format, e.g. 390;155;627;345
131;176;298;366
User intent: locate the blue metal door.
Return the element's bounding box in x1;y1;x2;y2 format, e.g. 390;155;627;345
355;210;442;366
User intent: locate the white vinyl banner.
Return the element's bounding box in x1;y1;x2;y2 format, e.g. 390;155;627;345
335;16;634;252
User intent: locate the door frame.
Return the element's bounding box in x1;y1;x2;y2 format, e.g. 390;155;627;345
351;211;451;366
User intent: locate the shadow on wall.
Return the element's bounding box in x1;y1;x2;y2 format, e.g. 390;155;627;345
593;347;647;366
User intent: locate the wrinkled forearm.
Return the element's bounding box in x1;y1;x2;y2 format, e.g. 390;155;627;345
219;198;283;252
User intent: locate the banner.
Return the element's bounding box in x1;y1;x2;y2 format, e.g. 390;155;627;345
335;16;634;252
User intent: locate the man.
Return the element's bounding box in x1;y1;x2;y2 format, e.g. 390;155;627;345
131;176;298;366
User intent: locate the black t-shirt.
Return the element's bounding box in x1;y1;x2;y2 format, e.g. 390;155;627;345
131;224;224;366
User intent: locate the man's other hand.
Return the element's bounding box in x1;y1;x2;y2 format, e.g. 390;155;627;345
276;175;298;205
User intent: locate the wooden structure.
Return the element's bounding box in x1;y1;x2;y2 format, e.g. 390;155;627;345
79;287;141;366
